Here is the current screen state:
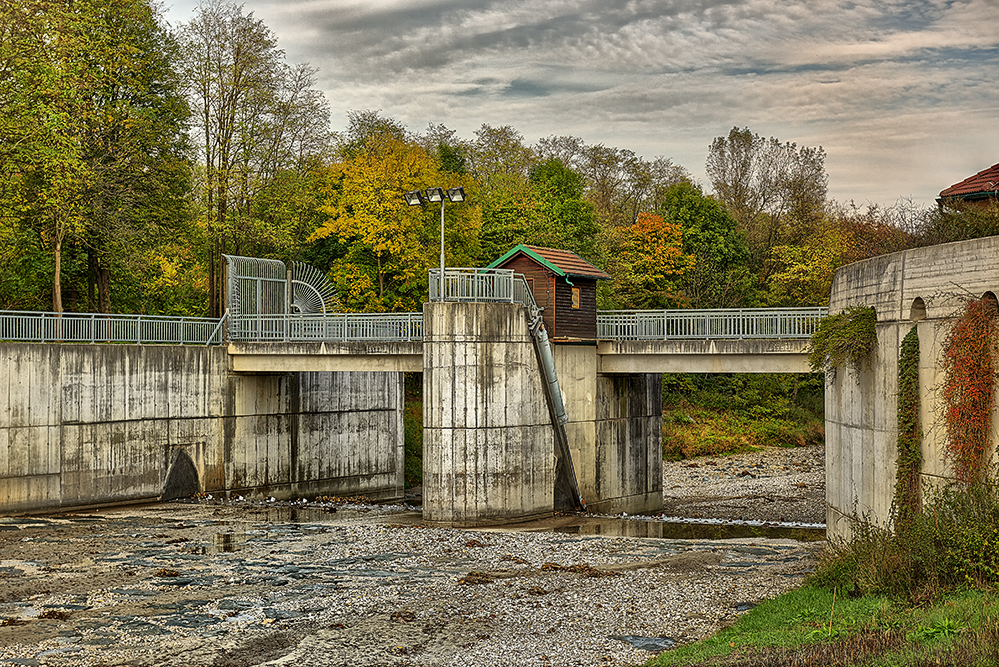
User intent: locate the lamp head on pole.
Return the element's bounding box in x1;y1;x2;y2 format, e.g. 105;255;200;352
425;187;444;203
446;186;465;203
404;190;425;206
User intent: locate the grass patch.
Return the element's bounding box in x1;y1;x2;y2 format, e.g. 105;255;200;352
663;374;823;459
647;483;999;666
648;587;999;667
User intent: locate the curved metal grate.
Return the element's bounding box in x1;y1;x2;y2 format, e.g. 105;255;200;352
291;261;340;314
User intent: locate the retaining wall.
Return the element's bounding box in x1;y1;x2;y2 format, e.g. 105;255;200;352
826;236;999;540
554;344;663;515
0;343;404;513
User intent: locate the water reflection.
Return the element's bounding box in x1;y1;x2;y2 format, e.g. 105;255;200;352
552;518;825;541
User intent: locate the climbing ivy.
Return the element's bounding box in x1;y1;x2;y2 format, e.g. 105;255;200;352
808;305;878;376
941;297;999;488
894;326;922;523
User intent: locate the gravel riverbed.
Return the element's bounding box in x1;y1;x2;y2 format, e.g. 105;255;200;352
0;443;825;667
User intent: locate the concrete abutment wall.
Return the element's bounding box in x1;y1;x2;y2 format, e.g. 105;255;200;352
826;236;999;541
0;343;404;513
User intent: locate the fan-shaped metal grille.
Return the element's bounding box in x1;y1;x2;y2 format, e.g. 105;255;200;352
291;261;339;314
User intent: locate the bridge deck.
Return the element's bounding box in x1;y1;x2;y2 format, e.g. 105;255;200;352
228;338;812;375
228;342;423;373
596;339;811;374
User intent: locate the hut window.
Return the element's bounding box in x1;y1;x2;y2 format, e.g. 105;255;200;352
571;287;580;309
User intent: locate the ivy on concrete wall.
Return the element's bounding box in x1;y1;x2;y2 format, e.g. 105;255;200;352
941;297;999;487
894;326;922;523
808;305;878;376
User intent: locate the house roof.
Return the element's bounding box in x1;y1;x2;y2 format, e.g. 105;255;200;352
487;244;611;280
939;162;999;200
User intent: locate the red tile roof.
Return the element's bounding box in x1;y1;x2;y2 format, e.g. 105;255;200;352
488;244;611;280
939;163;999;199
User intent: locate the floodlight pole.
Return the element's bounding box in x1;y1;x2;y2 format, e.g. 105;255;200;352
404;187;464;301
439;199;446;301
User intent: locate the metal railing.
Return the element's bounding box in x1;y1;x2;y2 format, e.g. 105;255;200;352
228;312;423;342
1;302;826;346
0;310;224;345
429;267;515;302
597;307;828;340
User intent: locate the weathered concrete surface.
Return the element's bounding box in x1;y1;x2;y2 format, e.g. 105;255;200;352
596;339;811;374
228;341;422;373
554;344;663;515
825;236;999;541
0;344;404;513
422;302;555;526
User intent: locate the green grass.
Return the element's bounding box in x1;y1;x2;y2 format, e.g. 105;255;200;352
647;586;999;667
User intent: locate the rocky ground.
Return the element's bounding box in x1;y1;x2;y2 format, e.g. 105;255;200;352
0;443;825;667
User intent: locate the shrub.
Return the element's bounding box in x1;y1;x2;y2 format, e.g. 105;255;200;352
808;305;877;375
813;482;999;603
941;297;999;488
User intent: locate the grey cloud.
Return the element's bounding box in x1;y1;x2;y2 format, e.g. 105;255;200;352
163;0;999;206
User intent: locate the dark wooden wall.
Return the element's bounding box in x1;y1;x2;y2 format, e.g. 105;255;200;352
553;278;598;340
502;256;557;334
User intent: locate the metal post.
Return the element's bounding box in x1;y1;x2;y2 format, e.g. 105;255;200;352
439;199;445;302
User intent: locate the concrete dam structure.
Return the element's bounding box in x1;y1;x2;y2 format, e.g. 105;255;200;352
0;344;405;513
825;236;999;541
1;248;822;524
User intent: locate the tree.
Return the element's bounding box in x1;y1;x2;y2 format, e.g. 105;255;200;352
614;212;694;309
468;124;536;183
706;127;827;281
529;159;600;260
310;134;479;311
656;182;756;308
76;0;192;313
1;0;191;313
1;1;89;312
179;0;330;316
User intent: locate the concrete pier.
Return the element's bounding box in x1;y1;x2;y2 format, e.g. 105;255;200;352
554;344;663;514
422;302;554;525
825;236;999;541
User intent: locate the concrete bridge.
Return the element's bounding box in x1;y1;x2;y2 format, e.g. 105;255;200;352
226;338;812;374
0;259;824;524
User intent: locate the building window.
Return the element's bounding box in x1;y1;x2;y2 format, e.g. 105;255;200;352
571;287;580;309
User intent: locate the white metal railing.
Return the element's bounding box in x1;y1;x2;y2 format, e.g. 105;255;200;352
1;304;827;345
597;308;828;340
228;312;423;342
0;310;224;345
429;267;515;302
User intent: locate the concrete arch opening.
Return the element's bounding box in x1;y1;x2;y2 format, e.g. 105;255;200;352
982;291;998;307
909;297;926;321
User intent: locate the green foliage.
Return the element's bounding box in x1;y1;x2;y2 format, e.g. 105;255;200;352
662;374;824;459
814;483;999;603
403;373;423;488
921;200;999;246
655;181;757;308
808;305;877;375
941;297;999;488
0;0;194;314
895;326;922;523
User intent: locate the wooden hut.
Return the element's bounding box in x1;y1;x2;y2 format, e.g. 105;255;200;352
487;245;610;341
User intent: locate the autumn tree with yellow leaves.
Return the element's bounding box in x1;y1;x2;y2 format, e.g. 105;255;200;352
310;134;480;312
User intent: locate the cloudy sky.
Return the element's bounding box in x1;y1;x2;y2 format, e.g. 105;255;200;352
163;0;999;208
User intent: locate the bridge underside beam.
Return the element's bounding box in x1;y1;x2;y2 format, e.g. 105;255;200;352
596;339;813;374
227;342;422;373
